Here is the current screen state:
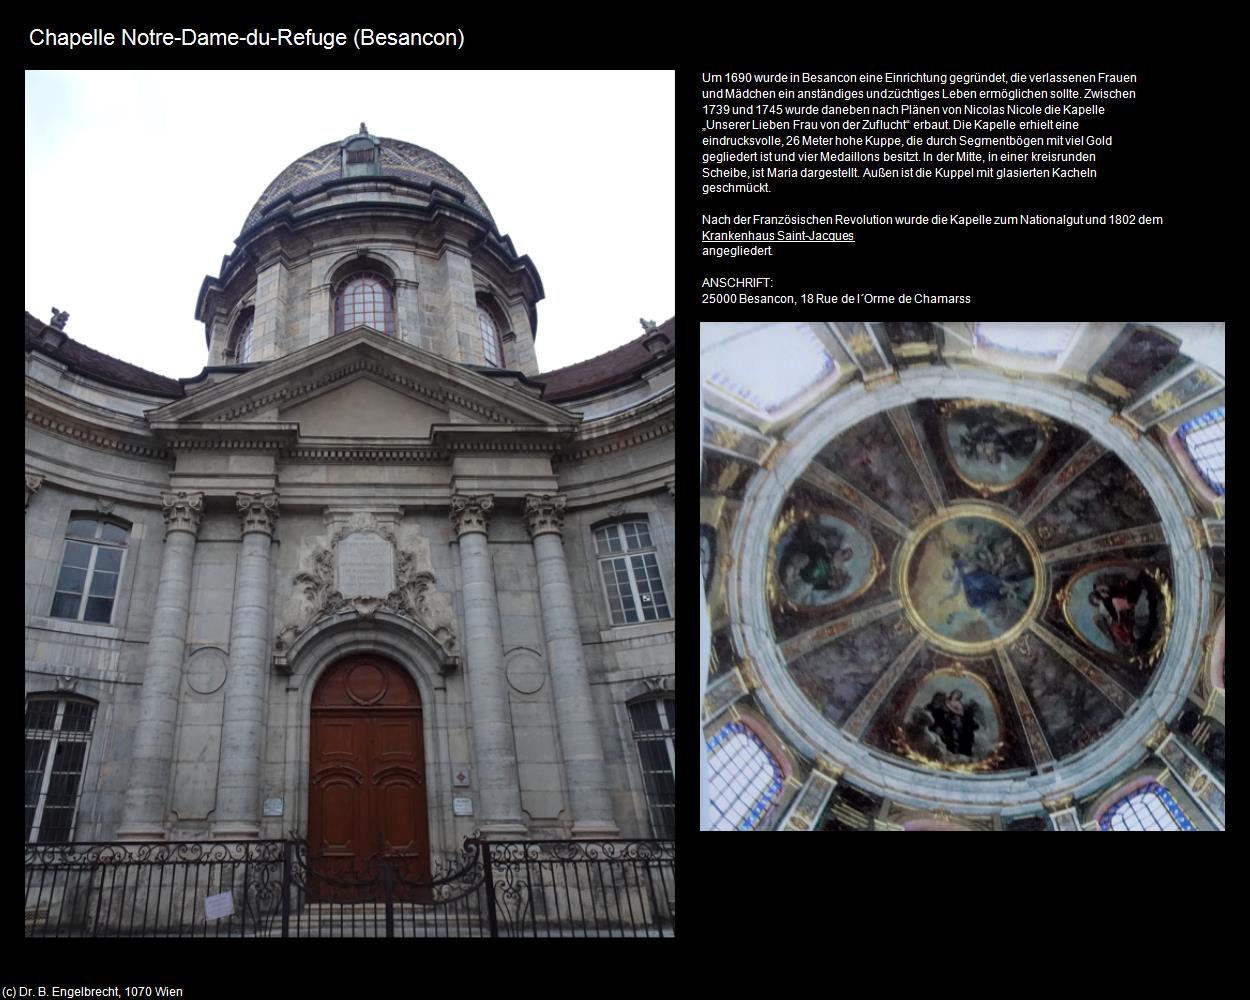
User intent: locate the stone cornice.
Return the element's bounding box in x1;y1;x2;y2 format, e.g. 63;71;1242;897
284;443;445;463
149;421;300;452
552;388;673;463
555;417;674;463
431;423;573;453
26;401;172;461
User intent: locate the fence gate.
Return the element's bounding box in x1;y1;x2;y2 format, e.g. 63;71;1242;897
25;838;675;938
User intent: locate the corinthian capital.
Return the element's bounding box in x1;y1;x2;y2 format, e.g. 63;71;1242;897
237;491;280;536
450;494;494;537
160;491;205;535
524;494;567;538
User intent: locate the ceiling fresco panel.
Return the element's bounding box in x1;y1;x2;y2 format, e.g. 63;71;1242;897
1089;325;1184;400
1043;545;1173;696
787;611;917;728
768;484;900;641
861;646;1034;773
815;411;935;528
915;399;1090;513
1006;633;1124;760
1028;453;1162;551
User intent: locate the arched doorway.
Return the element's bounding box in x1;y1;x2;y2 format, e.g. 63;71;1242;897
309;654;430;899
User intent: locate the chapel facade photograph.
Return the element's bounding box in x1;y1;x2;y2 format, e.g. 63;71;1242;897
25;122;675;936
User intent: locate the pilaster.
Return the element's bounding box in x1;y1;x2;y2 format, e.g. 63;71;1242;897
525;494;618;836
117;491;205;839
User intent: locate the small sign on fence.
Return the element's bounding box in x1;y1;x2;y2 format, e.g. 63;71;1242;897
204;891;235;921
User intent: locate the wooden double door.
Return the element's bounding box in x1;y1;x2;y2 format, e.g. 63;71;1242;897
309;655;430;900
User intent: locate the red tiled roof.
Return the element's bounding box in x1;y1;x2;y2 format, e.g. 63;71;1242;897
539;318;674;403
24;313;184;398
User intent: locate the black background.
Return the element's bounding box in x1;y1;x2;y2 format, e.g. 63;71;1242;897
22;17;1232;972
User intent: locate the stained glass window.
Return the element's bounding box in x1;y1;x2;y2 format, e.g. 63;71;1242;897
707;721;784;831
1100;782;1196;831
1177;405;1225;496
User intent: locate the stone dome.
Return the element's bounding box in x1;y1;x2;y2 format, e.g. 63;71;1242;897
241;126;494;234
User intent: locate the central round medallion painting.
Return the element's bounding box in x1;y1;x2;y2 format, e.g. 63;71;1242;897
900;506;1043;653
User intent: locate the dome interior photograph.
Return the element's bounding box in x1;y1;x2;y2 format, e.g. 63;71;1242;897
700;321;1224;832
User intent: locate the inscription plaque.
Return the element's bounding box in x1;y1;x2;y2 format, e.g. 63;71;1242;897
336;531;395;598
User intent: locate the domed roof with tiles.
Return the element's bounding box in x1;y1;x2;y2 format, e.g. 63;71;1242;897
241;126;494;234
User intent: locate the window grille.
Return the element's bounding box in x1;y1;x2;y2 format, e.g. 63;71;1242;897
629;698;675;838
25;696;96;843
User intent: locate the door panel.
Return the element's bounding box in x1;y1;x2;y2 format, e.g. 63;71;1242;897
309;656;429;901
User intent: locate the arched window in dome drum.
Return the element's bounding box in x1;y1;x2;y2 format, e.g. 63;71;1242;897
334;272;395;335
478;305;504;367
232;309;254;363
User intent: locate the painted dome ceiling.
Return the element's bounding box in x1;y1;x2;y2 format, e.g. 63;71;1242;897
767;399;1174;777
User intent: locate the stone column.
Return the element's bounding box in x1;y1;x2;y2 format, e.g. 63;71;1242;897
212;492;279;838
118;491;204;839
525;495;619;836
451;494;526;835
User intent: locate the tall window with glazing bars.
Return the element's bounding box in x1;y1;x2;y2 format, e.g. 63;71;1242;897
593;518;671;626
49;515;129;624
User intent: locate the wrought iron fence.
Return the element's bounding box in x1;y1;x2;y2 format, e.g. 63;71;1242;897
24;837;674;938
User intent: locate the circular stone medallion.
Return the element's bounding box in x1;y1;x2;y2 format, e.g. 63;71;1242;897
900;506;1043;653
345;661;388;704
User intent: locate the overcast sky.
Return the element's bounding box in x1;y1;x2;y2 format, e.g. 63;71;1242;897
25;70;674;378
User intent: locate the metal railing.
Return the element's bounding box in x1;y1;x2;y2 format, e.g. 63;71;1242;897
25;837;675;938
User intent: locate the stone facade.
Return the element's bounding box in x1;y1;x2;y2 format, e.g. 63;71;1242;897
24;129;675;854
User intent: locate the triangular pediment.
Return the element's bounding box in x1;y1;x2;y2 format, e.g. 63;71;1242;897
147;329;577;435
279;374;447;438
